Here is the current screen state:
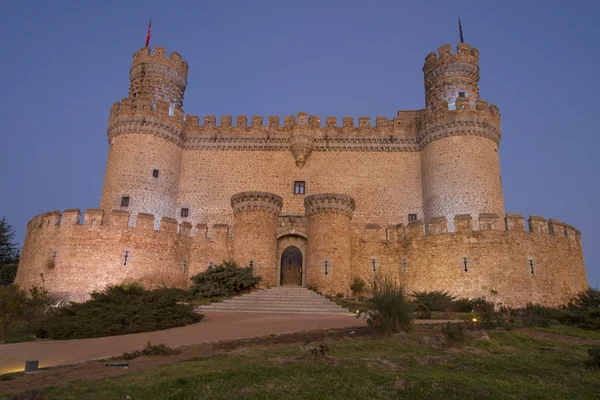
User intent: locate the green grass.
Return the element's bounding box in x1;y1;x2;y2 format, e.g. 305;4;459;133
39;328;600;400
534;324;600;340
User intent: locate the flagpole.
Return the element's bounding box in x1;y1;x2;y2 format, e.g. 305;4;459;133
145;20;152;47
458;17;464;43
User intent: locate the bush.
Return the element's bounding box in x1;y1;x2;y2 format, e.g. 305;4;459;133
350;277;367;298
452;298;475;313
189;261;261;298
0;285;51;342
366;277;413;333
441;322;469;346
0;263;18;285
34;284;201;339
412;290;455;319
520;303;553;328
471;298;497;328
556;288;600;330
586;346;600;369
120;341;181;360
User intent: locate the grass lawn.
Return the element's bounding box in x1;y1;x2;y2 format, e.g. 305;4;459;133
20;327;600;400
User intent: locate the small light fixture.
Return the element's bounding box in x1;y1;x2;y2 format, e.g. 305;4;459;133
25;360;39;373
472;317;478;323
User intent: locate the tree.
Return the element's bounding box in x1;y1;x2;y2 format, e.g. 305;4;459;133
0;217;19;285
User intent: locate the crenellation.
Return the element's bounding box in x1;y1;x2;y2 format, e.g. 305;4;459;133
136;213;156;230
375;116;387;127
220;115;232;128
479;213;501;231
106;210;130;228
251;115;263;127
548;219;565;237
342;116;354;128
268;116;279;128
284;115;296;128
406;220;424;238
44;211;61;227
309;115;320;127
427;216;447;235
454;214;473;234
60;209;81;225
358;117;371;128
528;215;549;234
180;221;192;237
196;223;208;238
160;217;178;233
505;213;526;232
236;115;247;128
326;116;337;128
204;115;216;127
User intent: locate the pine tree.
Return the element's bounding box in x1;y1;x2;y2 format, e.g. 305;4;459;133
0;216;19;265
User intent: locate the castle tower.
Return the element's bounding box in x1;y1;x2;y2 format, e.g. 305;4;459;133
419;43;504;229
231;192;283;286
304;194;355;295
100;47;188;223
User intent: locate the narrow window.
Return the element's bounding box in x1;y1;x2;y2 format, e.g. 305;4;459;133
152;169;159;178
180;208;189;218
120;196;130;207
408;214;417;222
168;102;175;116
529;259;535;275
294;181;306;195
458;92;466;98
401;258;408;273
463;257;469;272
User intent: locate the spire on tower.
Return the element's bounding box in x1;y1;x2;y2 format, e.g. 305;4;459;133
458;17;464;43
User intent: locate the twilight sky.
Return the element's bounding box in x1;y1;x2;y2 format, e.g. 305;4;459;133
0;0;598;287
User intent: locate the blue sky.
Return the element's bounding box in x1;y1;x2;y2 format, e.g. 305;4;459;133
0;0;598;287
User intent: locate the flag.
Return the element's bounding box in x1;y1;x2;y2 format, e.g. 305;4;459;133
458;17;464;43
145;20;152;47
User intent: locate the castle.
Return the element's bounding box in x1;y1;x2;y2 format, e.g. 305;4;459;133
14;42;588;307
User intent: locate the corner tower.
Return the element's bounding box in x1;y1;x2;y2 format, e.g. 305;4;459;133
419;43;504;229
100;47;188;223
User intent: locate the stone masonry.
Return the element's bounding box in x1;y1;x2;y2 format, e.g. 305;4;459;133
14;42;589;307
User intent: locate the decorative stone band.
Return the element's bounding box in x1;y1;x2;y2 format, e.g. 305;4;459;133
183;134;419;152
304;193;356;219
231;191;283;215
418;116;502;149
424;61;480;89
130;63;187;90
107;115;184;146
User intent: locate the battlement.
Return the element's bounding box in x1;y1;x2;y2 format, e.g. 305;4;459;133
423;42;480;77
231;192;283;215
109;96;185;122
182;111;423;137
26;208;231;239
304;193;356;219
132;46;188;77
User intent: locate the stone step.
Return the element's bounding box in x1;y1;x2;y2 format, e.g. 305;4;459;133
194;287;349;315
197;305;347;313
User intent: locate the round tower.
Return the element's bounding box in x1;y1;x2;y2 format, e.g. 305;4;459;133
419;43;504;229
100;46;188;223
304;193;355;295
231;192;283;286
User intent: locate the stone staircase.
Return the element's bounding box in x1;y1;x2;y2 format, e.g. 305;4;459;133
195;286;351;315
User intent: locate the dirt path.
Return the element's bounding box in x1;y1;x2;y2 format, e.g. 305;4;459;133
0;312;364;376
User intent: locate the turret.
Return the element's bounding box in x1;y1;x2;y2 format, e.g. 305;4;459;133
423;42;480;109
100;47;188;225
419;43;504;230
129;46;188;107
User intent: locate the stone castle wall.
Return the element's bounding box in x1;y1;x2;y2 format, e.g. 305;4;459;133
15;206;587;307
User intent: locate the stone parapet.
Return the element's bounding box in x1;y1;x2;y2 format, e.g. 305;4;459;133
304;193;356;219
231;192;283;215
423;43;480;81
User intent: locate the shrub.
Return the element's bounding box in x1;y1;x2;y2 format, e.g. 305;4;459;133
586;346;600;369
441;322;469;346
120;342;181;360
9;389;46;400
0;263;18;285
0;285;51;342
366;277;413;333
471;298;496;328
520;303;553;328
412;290;455;319
452;298;475;313
556;288;600;330
350;277;367;298
189;261;261;298
34;284;201;339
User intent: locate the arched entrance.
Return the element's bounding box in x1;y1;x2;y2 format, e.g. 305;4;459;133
280;246;303;286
